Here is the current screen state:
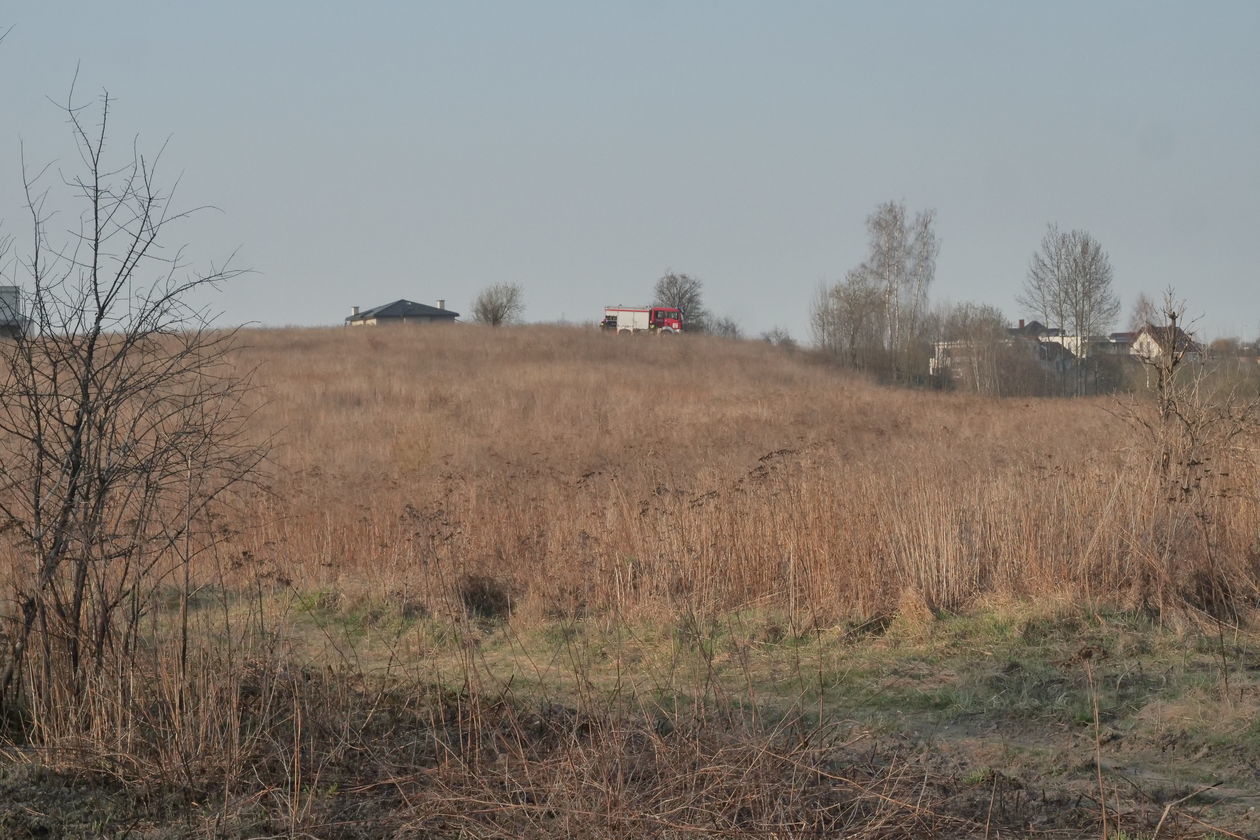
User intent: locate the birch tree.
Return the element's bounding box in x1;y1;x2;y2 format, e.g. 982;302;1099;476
1065;229;1119;347
848;201;939;378
1018;224;1119;393
1019;224;1072;338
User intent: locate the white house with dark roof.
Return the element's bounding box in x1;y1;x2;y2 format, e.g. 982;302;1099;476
1131;323;1201;363
345;299;459;326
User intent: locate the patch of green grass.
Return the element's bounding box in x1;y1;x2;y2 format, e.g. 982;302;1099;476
937;611;1022;646
290;588;438;647
278;599;1259;743
295;586;341;617
961;766;994;786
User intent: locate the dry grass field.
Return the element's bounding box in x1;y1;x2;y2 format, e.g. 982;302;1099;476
240;324;1258;623
3;323;1259;838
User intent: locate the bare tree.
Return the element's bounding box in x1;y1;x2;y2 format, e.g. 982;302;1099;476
1018;224;1119;393
845;201;939;378
0;88;264;716
653;272;708;332
1019;224;1072;337
1020;224;1120;341
935;302;1008;394
1067;230;1119;343
810;273;886;371
472;282;524;326
760;326;796;350
1129;292;1159;332
708;315;742;339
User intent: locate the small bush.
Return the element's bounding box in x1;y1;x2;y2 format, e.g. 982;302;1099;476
459;573;514;621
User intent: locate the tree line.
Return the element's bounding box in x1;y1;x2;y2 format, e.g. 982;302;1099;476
459;202;1249;399
807;200;1255;397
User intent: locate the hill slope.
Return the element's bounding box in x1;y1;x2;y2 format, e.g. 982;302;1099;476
238;323;1258;622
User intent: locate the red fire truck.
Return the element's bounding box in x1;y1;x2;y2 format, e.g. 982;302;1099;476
599;305;684;335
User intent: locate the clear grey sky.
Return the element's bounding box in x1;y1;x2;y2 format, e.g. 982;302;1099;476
2;2;1258;339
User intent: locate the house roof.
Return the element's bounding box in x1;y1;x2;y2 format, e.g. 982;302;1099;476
346;299;460;322
1008;320;1067;339
1136;323;1199;353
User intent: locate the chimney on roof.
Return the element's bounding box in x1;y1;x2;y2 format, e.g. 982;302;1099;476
1019;319;1025;329
437;299;446;311
351;305;359;316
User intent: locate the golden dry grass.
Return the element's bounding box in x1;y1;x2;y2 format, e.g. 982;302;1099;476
228;323;1260;625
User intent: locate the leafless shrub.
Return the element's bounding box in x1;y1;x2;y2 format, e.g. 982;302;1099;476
760;326;796;350
708;315;742;339
0;88;265;723
472;282;525;326
459;573;513;621
1115;290;1260;620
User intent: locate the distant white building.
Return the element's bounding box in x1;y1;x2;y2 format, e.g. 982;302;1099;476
1037;330;1138;360
929;318;1197;381
929;319;1073;380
